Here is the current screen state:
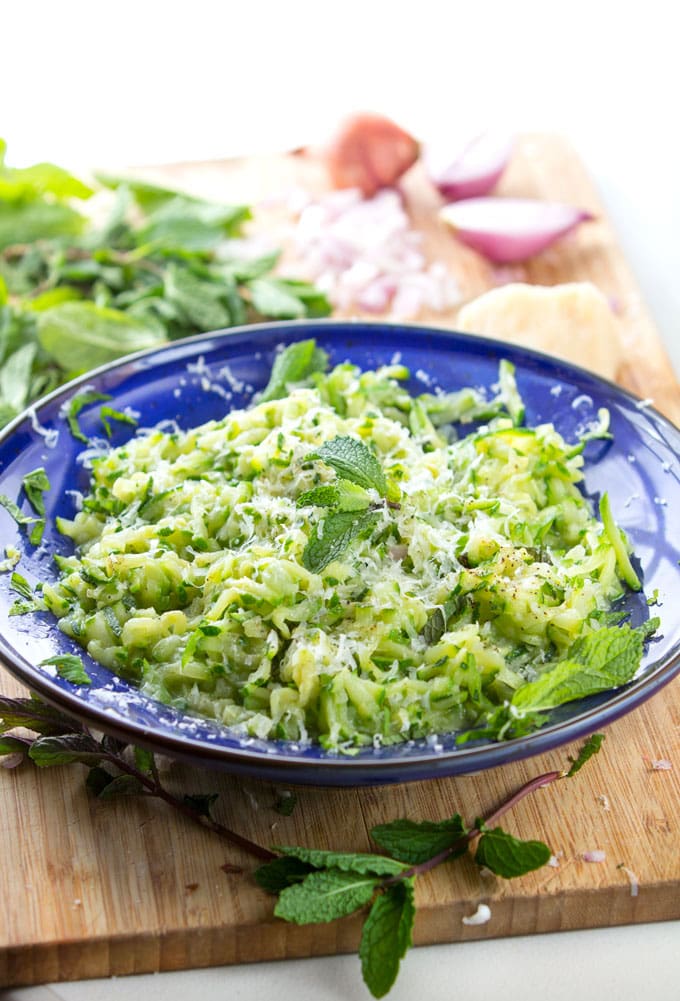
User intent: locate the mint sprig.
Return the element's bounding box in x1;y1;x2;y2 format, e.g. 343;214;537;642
310;435;388;496
0;696;608;998
302;508;378;574
512;620;659;713
259;339;329;403
40;652;92;686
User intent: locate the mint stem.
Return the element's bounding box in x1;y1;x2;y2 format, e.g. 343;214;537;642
97;748;277;862
385;769;563;883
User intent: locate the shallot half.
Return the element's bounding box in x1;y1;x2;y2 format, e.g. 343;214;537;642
440;197;594;263
319;112;420;198
424;132;514;201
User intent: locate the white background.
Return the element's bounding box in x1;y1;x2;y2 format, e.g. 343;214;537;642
2;2;680;999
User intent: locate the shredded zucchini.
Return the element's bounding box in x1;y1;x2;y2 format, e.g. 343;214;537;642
44;346;640;750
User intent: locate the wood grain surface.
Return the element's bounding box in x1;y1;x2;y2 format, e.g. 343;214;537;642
1;135;679;988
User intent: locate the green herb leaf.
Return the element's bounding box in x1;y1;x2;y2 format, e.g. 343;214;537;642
566;733;605;777
274;868;379;925
182;792;219;818
259;339;329;403
0;696;81;736
40;653;92;686
474;826;551;878
133;746;155;774
275;845;406;877
28;733;103;767
310;436;387;496
37;302;164;373
64;389;112;443
29;519;45;546
0;734;29;756
100;405;138;439
302;509;379;574
0;494;36;527
370;814;468;865
97;774;145;798
0;200;85;250
1;342;36;413
297;480;370;512
9;571;33;600
274;791;297;816
249;278;308;319
86;765;116;796
22;467;50;516
359;880;415;999
254;856;315;893
512;621;659;713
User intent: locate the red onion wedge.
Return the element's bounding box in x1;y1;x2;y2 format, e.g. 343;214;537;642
440;198;594;263
425;132;514;201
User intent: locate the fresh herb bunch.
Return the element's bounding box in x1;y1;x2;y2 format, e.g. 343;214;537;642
0;691;604;998
0;140;331;430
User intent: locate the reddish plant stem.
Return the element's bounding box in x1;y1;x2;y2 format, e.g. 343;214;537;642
385;769;563;884
100;751;276;862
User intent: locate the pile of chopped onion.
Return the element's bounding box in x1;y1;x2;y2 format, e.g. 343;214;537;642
289;187;461;319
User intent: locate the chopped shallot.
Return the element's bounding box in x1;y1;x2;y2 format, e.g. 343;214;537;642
582;849;606;863
619;866;640;897
440;197;593;263
649;758;672;771
290;188;461;319
462;903;492;926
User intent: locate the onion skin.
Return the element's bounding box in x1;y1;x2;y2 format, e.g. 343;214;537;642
425;132;514;201
440;197;594;263
321;113;420;197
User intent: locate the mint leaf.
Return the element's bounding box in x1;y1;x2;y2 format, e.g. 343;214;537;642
254;856;315;893
259;339;329;403
29;519;45;546
64;389;113;443
9;572;33;600
302;509;378;574
275;845;406;877
512;622;657;713
249;278;308;320
474;827;551;878
40;653;92;686
86;766;116;796
297;480;370;512
182;792;219;818
133;746;155;774
297;485;341;509
566;733;605;777
0;735;29;756
311;436;387;496
0;494;39;529
100;405;138;439
97;774;145;798
274;791;297;816
0;696;81;736
599;493;641;590
359;880;415;999
370;814;467;865
21;467;50;516
28;734;103;767
38;303;163;374
274;868;378;924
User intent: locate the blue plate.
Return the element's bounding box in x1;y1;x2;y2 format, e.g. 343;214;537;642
1;320;679;785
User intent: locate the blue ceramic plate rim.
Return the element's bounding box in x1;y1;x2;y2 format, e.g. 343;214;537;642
1;318;679;786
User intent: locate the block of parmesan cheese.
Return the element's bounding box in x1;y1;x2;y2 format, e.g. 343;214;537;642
456;282;623;381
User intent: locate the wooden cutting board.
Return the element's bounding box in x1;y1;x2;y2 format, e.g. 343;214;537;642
1;135;679;989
